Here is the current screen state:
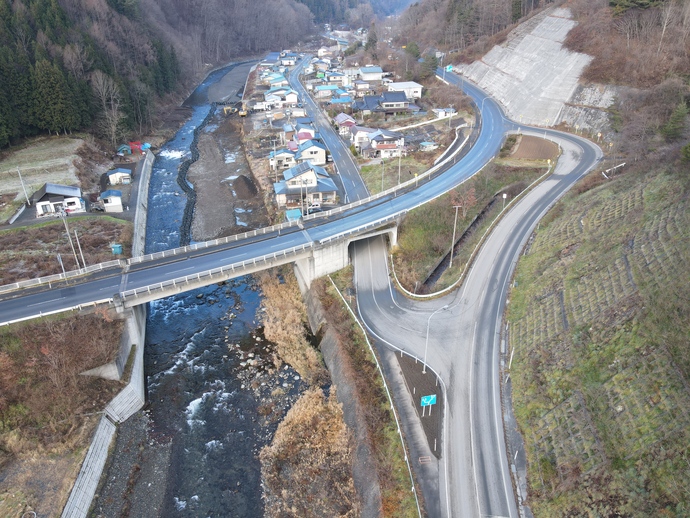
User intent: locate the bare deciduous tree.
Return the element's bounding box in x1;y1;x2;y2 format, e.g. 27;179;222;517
91;70;125;146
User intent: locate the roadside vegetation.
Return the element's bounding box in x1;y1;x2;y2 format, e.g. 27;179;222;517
259;266;419;516
0;217;133;285
258;267;357;514
507;164;690;516
316;268;419;517
392;135;556;292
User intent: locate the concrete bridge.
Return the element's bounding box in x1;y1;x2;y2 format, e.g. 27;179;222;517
0;210;399;326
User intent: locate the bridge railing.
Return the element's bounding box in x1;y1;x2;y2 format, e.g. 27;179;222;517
0;260;125;295
0;96;472;296
127;219;302;265
120;242;314;303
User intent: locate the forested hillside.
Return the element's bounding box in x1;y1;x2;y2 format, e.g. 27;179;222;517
295;0;414;24
1;0;377;150
0;0;180;148
395;0;548;53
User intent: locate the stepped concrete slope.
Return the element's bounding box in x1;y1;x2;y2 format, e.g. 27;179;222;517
457;7;608;128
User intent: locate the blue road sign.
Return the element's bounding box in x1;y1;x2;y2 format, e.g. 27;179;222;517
421;394;437;407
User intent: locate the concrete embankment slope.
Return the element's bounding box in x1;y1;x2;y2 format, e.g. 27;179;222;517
457;7;614;132
61;152;153;518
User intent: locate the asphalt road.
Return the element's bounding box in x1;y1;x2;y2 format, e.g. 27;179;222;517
352;113;602;518
289;57;370;202
0;63;604;518
0;69;508;326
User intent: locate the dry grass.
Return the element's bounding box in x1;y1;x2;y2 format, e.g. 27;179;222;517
260;388;358;517
314;277;419;517
258;268;328;385
0;217;133;285
0;312;123;515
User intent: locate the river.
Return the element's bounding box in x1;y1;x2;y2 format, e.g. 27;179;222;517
94;63;304;517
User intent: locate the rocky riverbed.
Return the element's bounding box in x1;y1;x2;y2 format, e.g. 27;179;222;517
92;62;304;518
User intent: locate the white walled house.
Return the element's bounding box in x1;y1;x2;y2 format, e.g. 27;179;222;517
387;81;423;100
295;139;328;166
107;167;132;185
99;189;123;213
32;183;85;217
273;162;338;209
359;65;383;82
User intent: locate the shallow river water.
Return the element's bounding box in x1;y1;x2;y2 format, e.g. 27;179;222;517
139;64;302;516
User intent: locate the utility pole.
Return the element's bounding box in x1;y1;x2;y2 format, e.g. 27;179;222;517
74;229;86;268
60;211;81;269
398;151;402;185
381;158;385;192
16;167;30;206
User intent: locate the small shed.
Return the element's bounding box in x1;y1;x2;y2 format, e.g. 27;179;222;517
99;189;123;213
117;144;131;155
420;141;439;152
107;167;132;185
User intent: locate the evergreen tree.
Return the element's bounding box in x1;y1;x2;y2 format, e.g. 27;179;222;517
681;143;690;163
662;102;688;142
33;59;78;134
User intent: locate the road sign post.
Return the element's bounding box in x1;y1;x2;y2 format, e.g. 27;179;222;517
421;394;437;416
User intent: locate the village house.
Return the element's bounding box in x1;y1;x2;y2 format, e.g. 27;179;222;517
369;129;405;158
314;84;341;99
353;79;371;97
352;91;414;116
99;189;123;213
350;126;405;157
325;71;349;87
350;126;377;152
268;148;297;171
107;167;132;185
333;113;357;137
295;139;328;166
293;122;318;144
273;162;338;210
358;65;384;82
32;183;86;217
387;81;423;100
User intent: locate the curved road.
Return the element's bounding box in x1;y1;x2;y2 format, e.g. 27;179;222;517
353;92;602;518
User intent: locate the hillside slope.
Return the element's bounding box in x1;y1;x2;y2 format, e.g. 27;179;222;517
508;160;690;516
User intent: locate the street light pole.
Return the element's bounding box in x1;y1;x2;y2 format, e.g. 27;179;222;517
423;304;449;373
398;151;402;185
449;205;461;269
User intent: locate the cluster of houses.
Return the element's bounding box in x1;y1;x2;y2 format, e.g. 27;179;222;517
302;51;423;119
334;113;406;159
267;115;338;214
31;166;133;218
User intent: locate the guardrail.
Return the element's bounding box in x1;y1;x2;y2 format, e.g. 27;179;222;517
127;219;301;265
0;260;125;295
0;79;475;296
120;242;315;302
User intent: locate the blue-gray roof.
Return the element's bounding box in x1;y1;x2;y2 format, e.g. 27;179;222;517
99;189;122;199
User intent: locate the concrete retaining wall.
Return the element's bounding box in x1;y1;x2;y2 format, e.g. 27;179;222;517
303;288;382;517
458;7;594;127
62;151;153;518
